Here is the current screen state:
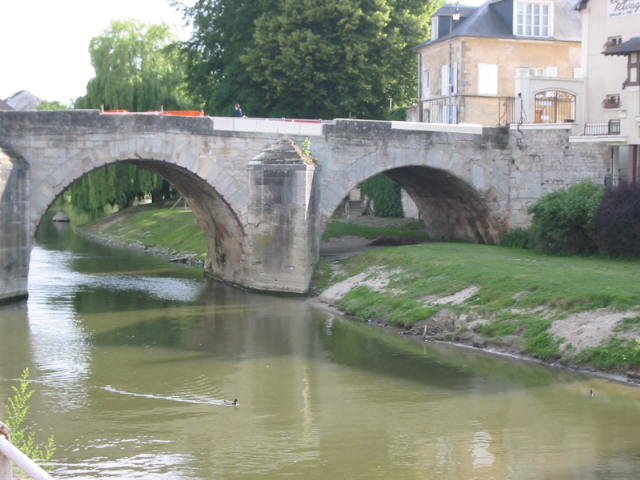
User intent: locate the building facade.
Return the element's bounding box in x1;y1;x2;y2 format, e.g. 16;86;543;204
572;0;639;185
413;0;582;126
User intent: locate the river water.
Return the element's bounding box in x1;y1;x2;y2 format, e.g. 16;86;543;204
1;221;640;479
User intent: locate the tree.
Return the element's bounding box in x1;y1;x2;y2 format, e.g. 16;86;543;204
37;100;69;110
180;0;279;116
70;20;196;215
75;19;196;111
243;0;431;119
181;0;433;119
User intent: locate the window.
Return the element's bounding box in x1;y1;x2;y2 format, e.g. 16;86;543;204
441;64;458;96
604;36;622;50
478;64;498;95
626;52;639;87
422;70;431;99
515;1;553;37
431;17;439;41
545;66;558;77
534;90;575;123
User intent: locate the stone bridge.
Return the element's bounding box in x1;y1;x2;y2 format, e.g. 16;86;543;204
0;110;608;301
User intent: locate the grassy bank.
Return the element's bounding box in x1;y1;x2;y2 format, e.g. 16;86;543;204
316;243;640;375
78;204;640;376
77;204;207;263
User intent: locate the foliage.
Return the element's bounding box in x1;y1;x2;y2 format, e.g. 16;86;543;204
2;368;56;466
182;0;434;118
312;241;640;328
180;0;279;116
66;163;163;217
573;338;640;370
70;19;194;215
75;19;197;111
499;227;534;249
360;174;404;217
594;183;640;257
528;182;604;254
385;106;407;121
37;100;69;110
322;220;427;241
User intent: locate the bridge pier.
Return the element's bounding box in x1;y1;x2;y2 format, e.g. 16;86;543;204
244;138;319;294
0;147;30;302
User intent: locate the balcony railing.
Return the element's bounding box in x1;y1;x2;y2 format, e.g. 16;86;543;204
583;119;621;135
419;95;515;126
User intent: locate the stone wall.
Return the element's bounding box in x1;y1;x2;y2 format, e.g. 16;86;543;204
0;146;29;302
506;124;610;227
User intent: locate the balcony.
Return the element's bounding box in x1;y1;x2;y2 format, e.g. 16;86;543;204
583;119;621;135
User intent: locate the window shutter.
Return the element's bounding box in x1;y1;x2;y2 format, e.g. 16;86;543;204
441;65;449;96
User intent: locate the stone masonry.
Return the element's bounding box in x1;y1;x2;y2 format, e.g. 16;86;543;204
0;111;609;301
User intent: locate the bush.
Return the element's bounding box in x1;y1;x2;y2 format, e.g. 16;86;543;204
360;174;404;217
594;183;640;256
2;368;56;469
499;227;534;249
528;182;604;254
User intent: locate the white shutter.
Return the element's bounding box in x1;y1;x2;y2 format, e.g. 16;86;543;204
441;65;449;96
422;71;430;99
452;63;458;94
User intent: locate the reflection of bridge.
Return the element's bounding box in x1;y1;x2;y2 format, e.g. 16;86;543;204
0;111;608;300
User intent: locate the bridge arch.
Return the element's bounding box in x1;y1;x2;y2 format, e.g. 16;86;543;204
35;158;247;285
321;164;502;244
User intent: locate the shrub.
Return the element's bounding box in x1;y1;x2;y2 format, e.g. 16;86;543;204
499;227;534;249
2;368;56;469
528;182;604;254
360;174;404;218
594;183;640;256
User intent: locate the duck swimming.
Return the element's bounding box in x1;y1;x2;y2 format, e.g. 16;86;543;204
224;399;239;406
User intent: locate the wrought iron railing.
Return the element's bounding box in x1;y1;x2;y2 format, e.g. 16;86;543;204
583;119;621;135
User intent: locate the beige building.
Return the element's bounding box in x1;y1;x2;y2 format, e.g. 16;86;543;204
413;0;582;126
571;0;639;185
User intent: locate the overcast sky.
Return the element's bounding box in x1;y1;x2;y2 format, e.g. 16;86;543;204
0;0;192;105
0;0;485;106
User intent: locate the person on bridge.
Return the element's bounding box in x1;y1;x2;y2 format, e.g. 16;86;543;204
234;104;246;118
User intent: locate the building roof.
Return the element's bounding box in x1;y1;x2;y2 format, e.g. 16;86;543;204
5;90;42;111
0;99;13;111
603;37;640;56
415;0;581;49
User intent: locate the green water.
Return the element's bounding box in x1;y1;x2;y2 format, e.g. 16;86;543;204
1;221;640;479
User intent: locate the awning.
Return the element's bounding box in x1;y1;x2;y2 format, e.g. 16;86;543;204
603;37;640;56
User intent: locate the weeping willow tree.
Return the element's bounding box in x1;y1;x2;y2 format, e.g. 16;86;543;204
67;164;165;216
70;19;199;216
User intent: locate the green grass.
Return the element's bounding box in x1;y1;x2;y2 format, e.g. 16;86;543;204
83;205;207;261
574;338;640;369
315;242;640;365
322;220;429;241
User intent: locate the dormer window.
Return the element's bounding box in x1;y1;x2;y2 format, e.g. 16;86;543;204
515;0;553;37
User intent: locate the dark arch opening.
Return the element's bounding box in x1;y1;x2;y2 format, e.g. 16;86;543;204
37;160;246;285
324;165;500;246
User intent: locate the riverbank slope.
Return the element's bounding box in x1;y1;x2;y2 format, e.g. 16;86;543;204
74;205;640;383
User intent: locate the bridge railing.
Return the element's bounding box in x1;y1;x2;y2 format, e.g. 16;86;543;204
0;423;55;480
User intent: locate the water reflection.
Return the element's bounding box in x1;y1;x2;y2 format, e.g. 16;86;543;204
0;221;639;479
